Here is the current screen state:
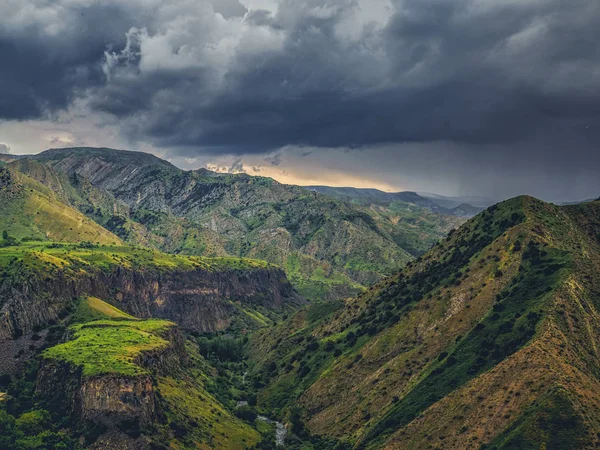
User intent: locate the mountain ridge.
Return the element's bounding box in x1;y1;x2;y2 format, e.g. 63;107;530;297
10;146;470;300
305;185;484;217
247;195;600;449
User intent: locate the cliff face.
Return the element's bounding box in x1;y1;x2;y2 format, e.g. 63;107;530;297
0;265;303;339
37;361;161;429
36;322;187;430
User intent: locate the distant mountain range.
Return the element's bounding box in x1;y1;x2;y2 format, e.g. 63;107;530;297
417;192;498;209
306;185;486;217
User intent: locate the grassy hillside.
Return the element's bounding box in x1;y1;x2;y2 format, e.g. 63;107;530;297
0;164;121;245
9;158;230;257
248;197;600;449
0;241;271;277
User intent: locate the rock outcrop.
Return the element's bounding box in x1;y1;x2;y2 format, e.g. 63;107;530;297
36;322;186;430
0;265;303;339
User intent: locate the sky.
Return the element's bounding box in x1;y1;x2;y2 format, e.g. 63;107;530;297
1;0;599;203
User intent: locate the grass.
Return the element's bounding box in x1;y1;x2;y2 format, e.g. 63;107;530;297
43;317;174;377
0;168;121;245
0;241;274;278
249;196;599;448
285;253;364;301
72;296;135;323
487;387;589;449
156;376;261;450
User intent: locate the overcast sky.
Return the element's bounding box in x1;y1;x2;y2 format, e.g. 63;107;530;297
1;0;599;202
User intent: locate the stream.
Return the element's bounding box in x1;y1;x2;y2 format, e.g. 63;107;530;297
257;415;287;446
236;401;287;446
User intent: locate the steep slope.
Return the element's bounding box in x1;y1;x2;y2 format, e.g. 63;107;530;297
9;158;230;257
0;242;302;340
248;196;600;449
0;163;121;244
304;185;470;256
23;147;445;300
31;297;263;449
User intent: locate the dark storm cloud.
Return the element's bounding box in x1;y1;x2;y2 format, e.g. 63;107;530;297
0;2;139;119
2;0;600;161
94;0;600;156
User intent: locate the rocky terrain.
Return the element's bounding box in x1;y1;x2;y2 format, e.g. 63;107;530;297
31;297;261;449
7;147;469;300
0;246;302;340
4;146;599;449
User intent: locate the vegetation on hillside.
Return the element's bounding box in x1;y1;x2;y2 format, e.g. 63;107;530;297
247;197;600;449
0;241;272;279
12;148;470;301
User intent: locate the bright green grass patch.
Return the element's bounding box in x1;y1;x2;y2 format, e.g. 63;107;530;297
0;242;274;277
43;319;174;377
255;417;275;435
72;296;135;323
237;306;272;327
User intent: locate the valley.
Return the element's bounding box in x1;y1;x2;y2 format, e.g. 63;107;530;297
1;147;598;449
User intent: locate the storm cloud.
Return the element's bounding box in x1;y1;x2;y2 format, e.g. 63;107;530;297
1;0;599;200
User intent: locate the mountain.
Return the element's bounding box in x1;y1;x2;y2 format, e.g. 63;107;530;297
3;143;600;450
560;197;599;206
306;185;485;217
7;147;467;300
0;156;305;449
418;192;497;209
248;196;600;449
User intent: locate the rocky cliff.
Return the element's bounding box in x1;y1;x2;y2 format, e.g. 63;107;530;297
0;262;303;339
36;321;186;438
33;306;261;449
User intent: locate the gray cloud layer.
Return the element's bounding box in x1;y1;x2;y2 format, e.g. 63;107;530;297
1;0;599;199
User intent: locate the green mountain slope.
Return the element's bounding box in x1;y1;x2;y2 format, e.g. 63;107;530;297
8;158;230;257
0;157;306;449
0;163;121;245
248;196;600;449
15;147;467;301
305;186;472;257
